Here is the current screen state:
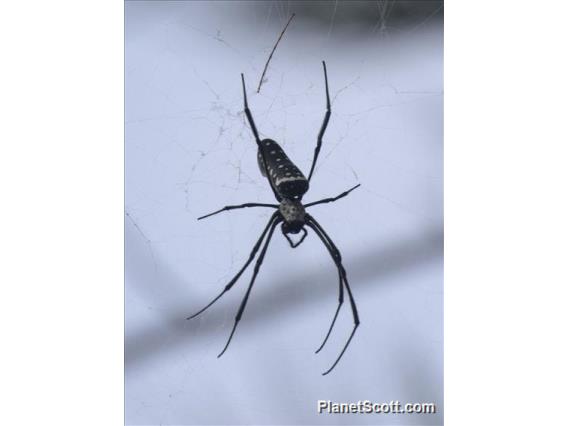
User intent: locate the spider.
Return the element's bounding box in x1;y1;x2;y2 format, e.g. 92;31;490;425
188;62;360;375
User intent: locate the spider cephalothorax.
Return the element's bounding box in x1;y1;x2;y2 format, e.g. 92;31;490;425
189;61;361;375
279;198;305;231
279;198;307;247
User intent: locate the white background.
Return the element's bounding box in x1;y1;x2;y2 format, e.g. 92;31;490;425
1;1;568;426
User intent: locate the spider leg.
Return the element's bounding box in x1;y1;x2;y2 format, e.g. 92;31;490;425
198;202;278;221
187;212;279;319
305;219;345;354
241;74;282;202
306;214;359;375
218;217;281;358
307;61;331;182
314;270;343;354
241;73;261;142
304;184;360;208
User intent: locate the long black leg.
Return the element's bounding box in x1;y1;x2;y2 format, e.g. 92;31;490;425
198;202;278;221
218;217;281;357
241;74;261;143
314;270;343;354
305;184;360;208
308;220;358;375
187;212;280;319
305;220;346;356
307;61;331;182
306;215;359;375
308;215;359;330
241;74;281;202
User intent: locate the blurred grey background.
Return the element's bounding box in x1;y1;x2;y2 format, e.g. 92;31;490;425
125;1;443;425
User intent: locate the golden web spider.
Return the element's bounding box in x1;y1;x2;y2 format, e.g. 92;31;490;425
188;62;361;375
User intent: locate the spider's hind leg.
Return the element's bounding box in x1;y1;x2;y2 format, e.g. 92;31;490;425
218;217;281;357
306;214;360;375
187;211;279;319
314;271;343;354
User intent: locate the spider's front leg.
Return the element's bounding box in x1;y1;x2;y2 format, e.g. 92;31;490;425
307;61;331;182
304;184;360;208
198;202;278;221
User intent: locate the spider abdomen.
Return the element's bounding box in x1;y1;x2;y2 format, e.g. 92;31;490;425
258;138;309;200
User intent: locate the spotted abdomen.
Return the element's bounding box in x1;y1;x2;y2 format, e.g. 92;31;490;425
257;138;309;200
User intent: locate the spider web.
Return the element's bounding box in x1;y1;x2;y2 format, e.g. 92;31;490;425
125;1;443;425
